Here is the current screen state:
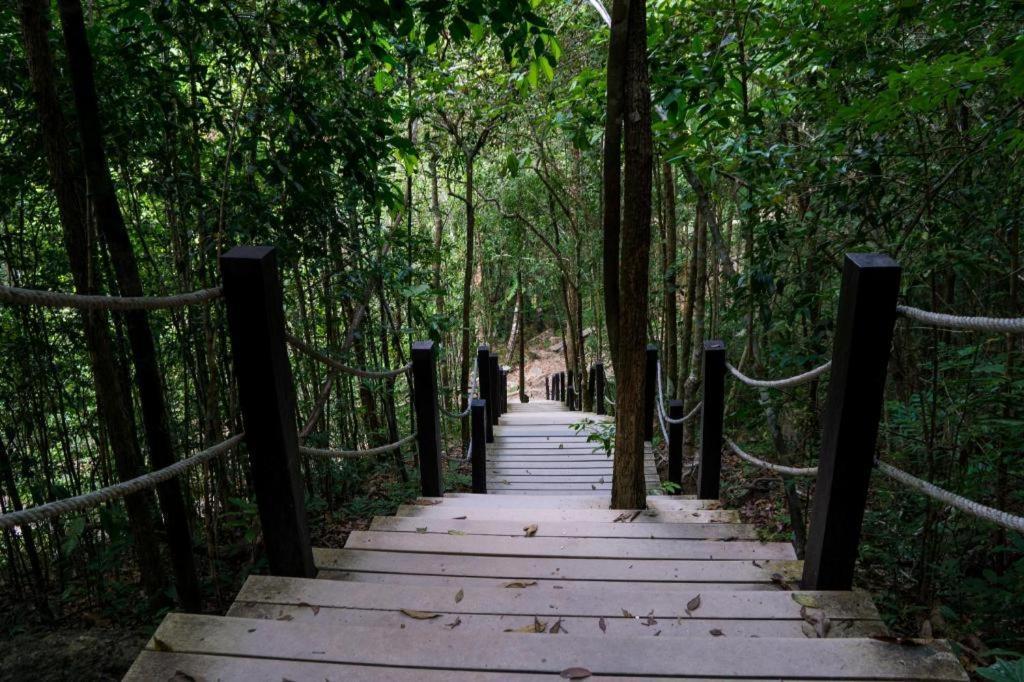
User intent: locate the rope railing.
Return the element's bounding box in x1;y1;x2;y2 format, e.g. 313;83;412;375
897;305;1024;334
876;461;1024;534
286;333;412;379
0;434;244;530
725;437;818;477
655;361;702;425
441;369;478;420
726;360;832;389
298;433;417;459
0;283;223;311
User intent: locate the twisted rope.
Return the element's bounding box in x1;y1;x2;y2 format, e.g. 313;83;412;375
897;305;1024;334
0;434;243;530
442;369;478;420
298;433;417;459
726;360;832;389
725;438;819;477
876;461;1024;533
0;284;223;311
655;362;703;425
286;333;412;379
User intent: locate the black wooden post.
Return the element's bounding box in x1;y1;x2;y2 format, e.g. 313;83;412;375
220;246;314;578
595;362;606;416
477;346;494;443
802;254;901;590
668;399;684;487
644;344;658;441
412;341;444;497
588;365;596;411
566;369;574;407
555;373;561;401
471;398;487;494
545;376;550;400
697;340;725;500
559;371;566;402
567;385;576;411
488;353;500;425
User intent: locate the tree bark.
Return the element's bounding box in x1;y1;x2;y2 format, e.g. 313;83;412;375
602;0;630;366
611;0;652;509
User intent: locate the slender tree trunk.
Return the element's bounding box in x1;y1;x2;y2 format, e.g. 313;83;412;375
683;210;707;468
612;0;652;509
18;0;166;600
0;434;50;618
679;211;699;396
662;162;678;397
518;271;528;402
459;153;477;449
602;0;630;365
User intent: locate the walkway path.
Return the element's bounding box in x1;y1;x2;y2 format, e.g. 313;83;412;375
126;400;966;680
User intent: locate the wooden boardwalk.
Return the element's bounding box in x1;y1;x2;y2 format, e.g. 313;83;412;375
127;400;967;680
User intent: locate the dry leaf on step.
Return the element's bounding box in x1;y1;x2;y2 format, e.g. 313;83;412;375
560;667;591;679
598;617;607;633
400;609;441;620
550;618;567;634
503;580;538;588
505;617;547;633
445;617;462;630
455;589;464;604
685;594;701;616
523;524;538;537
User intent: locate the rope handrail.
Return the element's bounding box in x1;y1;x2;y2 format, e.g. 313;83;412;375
286;333;412;379
655;361;703;425
725;437;819;477
0;284;223;311
441;368;478;420
726;360;832;389
298;433;417;459
897;305;1024;334
876;461;1024;533
0;434;244;530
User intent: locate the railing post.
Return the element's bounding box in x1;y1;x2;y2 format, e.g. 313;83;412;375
595;362;606;416
477;346;494;443
488;353;500;425
220;246;314;578
471;398;487;494
567;384;576;411
545;375;550;400
697;340;725;500
566;370;574;408
802;254;901;590
559;371;566;402
668;399;684;486
412;340;444;497
502;368;508;413
644;344;658;441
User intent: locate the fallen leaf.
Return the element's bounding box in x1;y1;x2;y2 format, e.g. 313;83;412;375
591;485;596;490
151;637;173;652
401;609;441;620
642;610;657;626
550;618;567;634
298;601;320;615
524;524;538;537
801;622;817;638
685;594;702;616
276;614;294;622
598;477;605;484
791;593;817;608
168;672;197;682
612;512;631;523
452;515;467;520
598;617;607;633
654;630;661;636
448;530;466;536
445;617;462;630
622;609;634;618
413;499;441;506
709;629;725;637
869;635;925;646
247;628;256;633
455;589;464;604
504;580;538;588
415;527;428;533
560;667;591;679
770;573;792;590
505;617;547;633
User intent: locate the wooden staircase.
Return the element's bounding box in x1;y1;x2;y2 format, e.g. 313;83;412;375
126;400;966;680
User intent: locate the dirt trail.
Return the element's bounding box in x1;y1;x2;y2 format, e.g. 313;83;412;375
506;329;571;401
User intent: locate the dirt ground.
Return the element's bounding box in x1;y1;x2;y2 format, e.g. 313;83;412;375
507;329;583;401
0;624;149;681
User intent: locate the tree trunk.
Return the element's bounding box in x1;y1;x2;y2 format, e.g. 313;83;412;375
55;0;202;611
18;0;166;600
602;0;630;366
0;434;50;618
518;272;528;402
612;0;652;509
459;153;476;449
662;163;678;398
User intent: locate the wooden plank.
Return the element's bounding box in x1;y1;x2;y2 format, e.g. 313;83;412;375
230;601;885;639
344;530;796;560
317;571;771;592
370;516;758;539
126;651;553;681
237;575;876;620
485;475;618;483
314;548;803;583
147;614;967;680
395;505;740;523
424;494;712;510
